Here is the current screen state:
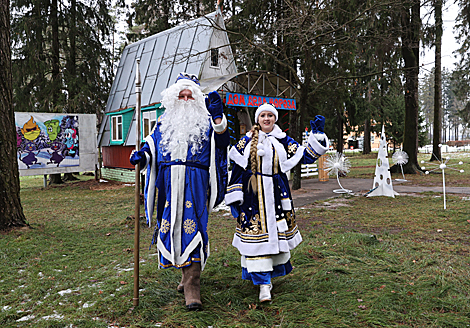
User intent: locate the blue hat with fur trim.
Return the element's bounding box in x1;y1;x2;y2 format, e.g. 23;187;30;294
175;72;200;86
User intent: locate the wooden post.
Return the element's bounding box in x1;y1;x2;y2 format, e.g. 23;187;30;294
318;155;329;182
133;58;141;307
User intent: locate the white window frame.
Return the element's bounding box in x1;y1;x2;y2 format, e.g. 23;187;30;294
142;110;156;138
111;115;123;141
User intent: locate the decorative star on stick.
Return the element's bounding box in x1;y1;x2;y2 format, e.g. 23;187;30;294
392;150;409;182
420;144;465;210
324;152;352;194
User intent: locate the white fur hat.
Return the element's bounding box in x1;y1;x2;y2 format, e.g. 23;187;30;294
255;103;278;123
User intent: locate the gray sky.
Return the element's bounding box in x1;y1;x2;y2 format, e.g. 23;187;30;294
420;1;460;76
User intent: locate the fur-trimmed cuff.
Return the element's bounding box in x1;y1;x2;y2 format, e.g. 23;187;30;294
212;114;227;134
140;153;150;174
228;143;249;169
307;133;329;158
225;189;244;205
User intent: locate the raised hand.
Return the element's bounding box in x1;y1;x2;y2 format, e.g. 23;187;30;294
205;91;223;120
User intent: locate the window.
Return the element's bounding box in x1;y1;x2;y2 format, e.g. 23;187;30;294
142;110;156;137
111;115;123;141
210;48;219;67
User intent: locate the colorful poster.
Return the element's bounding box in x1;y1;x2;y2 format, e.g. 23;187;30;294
15;113;80;170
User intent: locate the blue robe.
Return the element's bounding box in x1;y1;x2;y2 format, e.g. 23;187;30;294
139;114;229;270
225;125;329;284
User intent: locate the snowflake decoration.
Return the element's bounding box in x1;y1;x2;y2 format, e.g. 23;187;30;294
185;200;192;209
288;143;298;154
324;152;351;177
237;138;246;150
392;150;409;166
392;150;409;181
160;219;170;234
420;144;465;209
324;152;352;194
183;219;196;235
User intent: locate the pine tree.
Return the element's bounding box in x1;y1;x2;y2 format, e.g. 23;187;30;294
0;0;28;230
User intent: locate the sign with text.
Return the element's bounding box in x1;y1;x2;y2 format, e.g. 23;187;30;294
225;92;296;110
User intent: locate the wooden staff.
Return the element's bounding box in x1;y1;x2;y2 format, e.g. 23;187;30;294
133;58;141;307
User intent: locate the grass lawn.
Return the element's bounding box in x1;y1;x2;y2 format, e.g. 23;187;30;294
1;153;470;327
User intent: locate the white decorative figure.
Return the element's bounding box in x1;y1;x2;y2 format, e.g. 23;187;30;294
367;125;398;198
392;150;409;181
420;144;465;209
324;152;352;194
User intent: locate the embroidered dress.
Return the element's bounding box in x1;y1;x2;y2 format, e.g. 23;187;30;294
140;114;229;270
225;125;328;284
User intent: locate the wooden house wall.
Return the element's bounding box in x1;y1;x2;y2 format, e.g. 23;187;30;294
102;145;135;169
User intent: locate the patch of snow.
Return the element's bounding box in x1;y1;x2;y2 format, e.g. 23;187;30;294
41;313;64;320
17;315;35;322
83;302;95;308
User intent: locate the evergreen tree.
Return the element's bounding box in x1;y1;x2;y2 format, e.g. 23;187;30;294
11;0;114;115
400;0;422;173
451;0;470;131
0;0;28;230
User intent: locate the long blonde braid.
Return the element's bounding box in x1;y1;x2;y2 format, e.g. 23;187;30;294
248;124;260;193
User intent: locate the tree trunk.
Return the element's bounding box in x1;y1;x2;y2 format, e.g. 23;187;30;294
292;49;312;190
363;61;372;155
67;0;77;112
363;119;371;154
0;0;28;230
63;172;79;181
51;0;60;111
336;110;344;154
431;0;442;161
49;174;63;184
401;0;421;174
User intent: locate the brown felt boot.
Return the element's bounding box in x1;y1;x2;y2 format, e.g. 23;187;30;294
182;262;202;311
177;270;185;293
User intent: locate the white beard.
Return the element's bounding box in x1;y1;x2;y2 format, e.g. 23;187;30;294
159;94;210;160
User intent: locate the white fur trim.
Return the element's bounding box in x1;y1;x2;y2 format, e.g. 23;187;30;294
245;258;273;273
277;219;288;232
212;114;227;133
281;198;291;211
269;137;305;173
175;78;201;89
144;134;157;227
255;104;278;123
224;190;243;205
140;153;150;174
287;231;302;250
240;252;291;272
228;140;251;169
208;131;217;213
272;252;291;266
307;132;329;156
